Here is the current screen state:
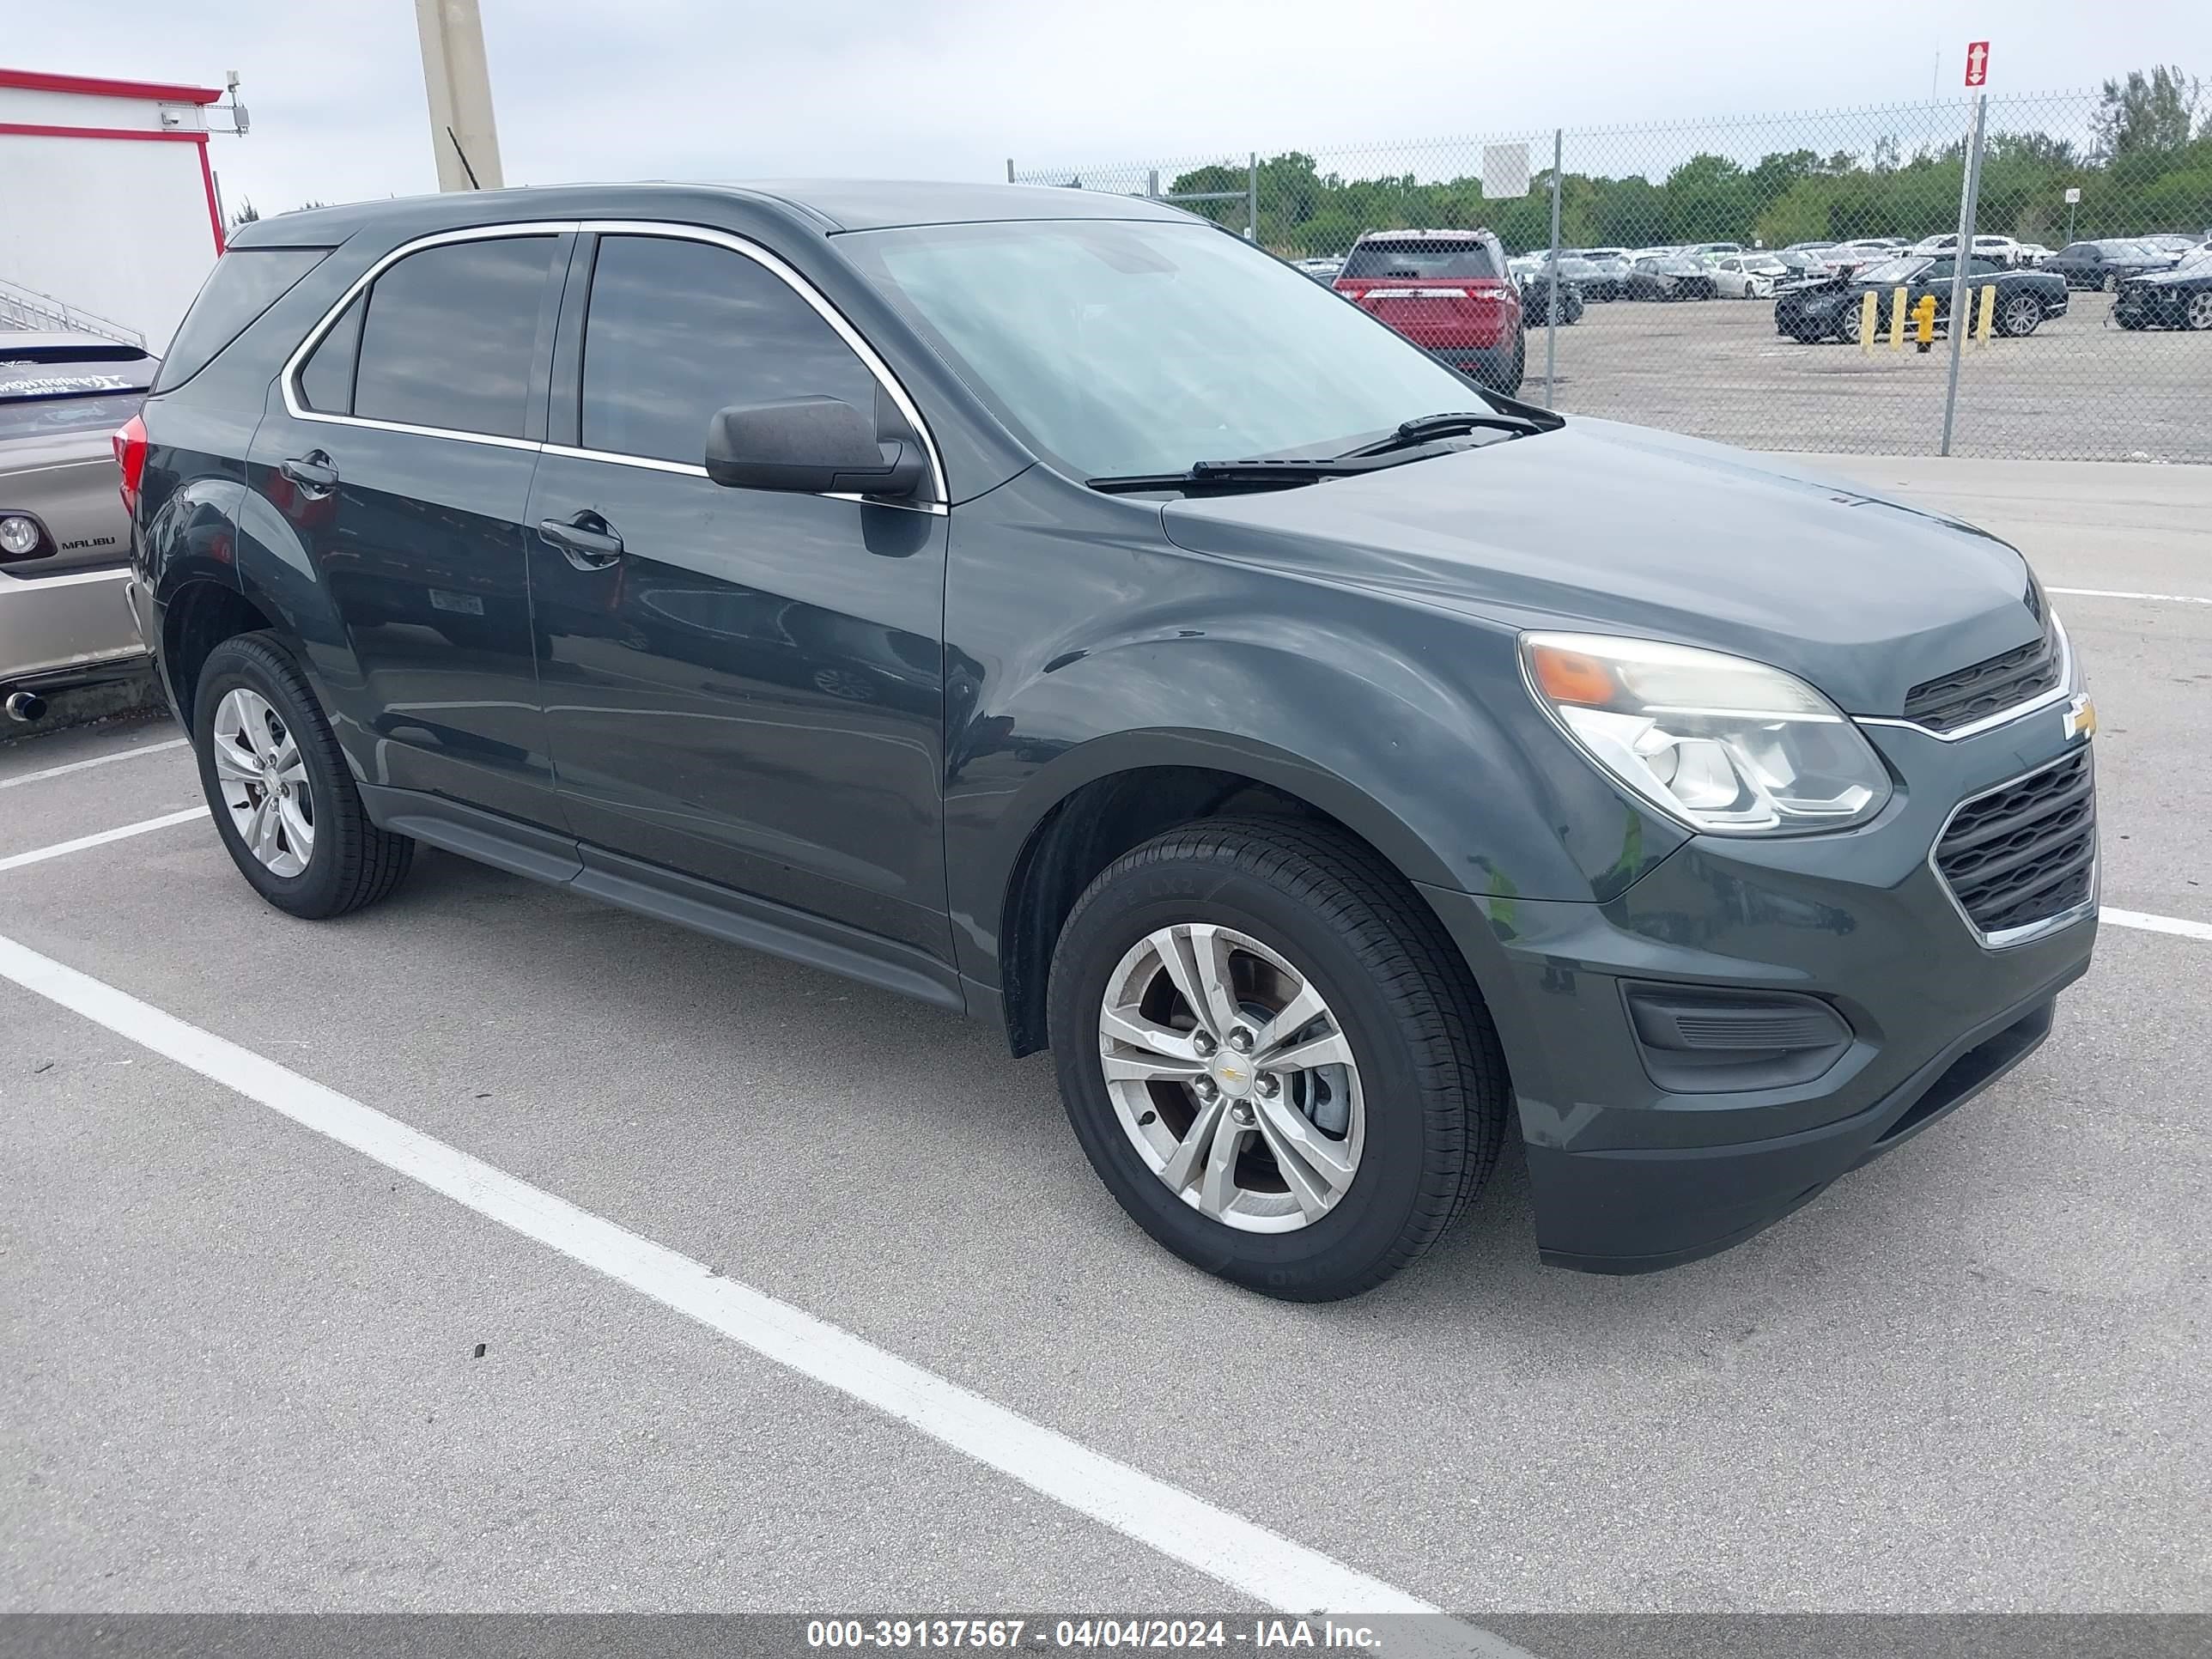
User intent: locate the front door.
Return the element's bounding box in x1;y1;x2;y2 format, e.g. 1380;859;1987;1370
526;229;952;963
246;230;569;828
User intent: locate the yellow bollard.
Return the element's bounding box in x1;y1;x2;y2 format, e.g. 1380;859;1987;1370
1913;294;1937;352
1887;288;1907;349
1975;283;1997;346
1860;289;1878;352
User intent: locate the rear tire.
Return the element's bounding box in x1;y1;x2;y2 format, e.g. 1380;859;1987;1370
191;633;414;920
1045;817;1510;1301
1996;294;2044;337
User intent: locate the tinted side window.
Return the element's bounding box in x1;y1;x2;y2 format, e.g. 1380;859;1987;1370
153;247;328;391
298;295;364;414
1924;260;1955;283
580;234;881;466
352;237;554;438
1967;258;2001;276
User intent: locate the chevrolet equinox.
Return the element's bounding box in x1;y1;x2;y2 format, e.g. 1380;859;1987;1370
122;182;2099;1299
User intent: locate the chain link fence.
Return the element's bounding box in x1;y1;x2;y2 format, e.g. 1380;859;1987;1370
1012;89;2212;464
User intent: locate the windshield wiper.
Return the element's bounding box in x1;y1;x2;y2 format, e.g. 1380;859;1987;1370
1087;456;1401;496
1334;408;1551;459
1087;410;1564;496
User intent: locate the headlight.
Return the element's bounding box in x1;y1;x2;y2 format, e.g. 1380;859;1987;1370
1521;632;1893;835
0;514;41;557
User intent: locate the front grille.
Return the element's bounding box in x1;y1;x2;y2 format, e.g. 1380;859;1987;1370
1934;749;2096;940
1903;616;2063;733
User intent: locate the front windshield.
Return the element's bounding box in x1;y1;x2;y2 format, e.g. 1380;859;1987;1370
846;219;1510;480
1857;258;1928;284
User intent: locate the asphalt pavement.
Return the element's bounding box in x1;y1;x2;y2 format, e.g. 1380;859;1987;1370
1;456;2207;1629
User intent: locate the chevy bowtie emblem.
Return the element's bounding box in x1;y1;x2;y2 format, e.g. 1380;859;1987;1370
2063;693;2097;741
1218;1064;1244;1082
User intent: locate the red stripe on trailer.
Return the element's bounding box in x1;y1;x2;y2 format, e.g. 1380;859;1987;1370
0;67;221;105
196;136;225;254
0;120;210;142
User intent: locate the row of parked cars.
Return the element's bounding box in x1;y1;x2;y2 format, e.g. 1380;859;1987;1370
1771;237;2212;343
1309;227;2212;314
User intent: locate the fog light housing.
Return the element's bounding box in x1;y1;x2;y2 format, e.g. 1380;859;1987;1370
0;514;42;558
1624;983;1855;1092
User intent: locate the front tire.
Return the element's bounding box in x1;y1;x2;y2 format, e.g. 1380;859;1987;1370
192;633;414;919
1046;817;1510;1301
2186;292;2212;332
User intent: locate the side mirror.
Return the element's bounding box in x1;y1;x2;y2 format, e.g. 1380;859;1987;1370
703;396;924;501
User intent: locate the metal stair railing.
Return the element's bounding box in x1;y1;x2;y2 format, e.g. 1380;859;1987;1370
0;277;148;349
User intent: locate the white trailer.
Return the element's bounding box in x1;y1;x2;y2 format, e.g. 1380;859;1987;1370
0;67;230;350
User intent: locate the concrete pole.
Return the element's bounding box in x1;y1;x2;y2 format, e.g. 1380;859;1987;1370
1940;93;1987;457
415;0;504;191
1543;130;1563;407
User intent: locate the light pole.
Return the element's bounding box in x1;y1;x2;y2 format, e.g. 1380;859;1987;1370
414;0;504;191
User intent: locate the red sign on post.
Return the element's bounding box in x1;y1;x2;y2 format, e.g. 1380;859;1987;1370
1964;40;1990;88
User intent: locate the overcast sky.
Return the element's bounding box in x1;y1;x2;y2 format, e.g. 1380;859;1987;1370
15;1;2212;217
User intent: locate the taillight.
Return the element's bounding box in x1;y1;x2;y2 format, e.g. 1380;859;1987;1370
112;414;149;519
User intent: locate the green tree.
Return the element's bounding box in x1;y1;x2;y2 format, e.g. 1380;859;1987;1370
2093;65;2202;158
1662;154;1748;241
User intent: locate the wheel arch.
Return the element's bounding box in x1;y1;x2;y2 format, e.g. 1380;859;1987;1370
158;579;280;734
986;733;1472;1059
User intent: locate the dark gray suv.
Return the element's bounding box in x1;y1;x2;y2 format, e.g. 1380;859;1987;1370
124;182;2097;1299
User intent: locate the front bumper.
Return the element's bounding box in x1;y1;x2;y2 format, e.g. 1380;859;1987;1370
1;563;146;686
1423;714;2099;1273
2116;286;2194;323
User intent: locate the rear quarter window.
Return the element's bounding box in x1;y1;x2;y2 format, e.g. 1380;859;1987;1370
153;247;330;392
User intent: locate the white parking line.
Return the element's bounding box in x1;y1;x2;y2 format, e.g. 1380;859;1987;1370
0;806;209;874
2048;586;2212;607
0;737;188;791
2102;908;2212;943
0;929;1532;1650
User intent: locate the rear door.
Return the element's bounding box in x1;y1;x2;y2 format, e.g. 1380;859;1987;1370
246;228;571;829
525;228;952;963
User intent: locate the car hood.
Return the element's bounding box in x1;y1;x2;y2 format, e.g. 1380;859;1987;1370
2129;265;2209;287
1159;418;2040;718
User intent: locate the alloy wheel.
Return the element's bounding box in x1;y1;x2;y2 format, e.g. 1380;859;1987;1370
2187;293;2212;332
211;686;314;877
1097;922;1364;1233
2004;295;2041;336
